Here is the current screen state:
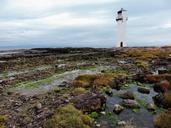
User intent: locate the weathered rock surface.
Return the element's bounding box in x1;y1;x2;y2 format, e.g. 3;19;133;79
71;92;106;112
121;99;140;109
138;87;150;94
119;91;135;100
146;103;156;111
153;92;171;109
154;80;171;93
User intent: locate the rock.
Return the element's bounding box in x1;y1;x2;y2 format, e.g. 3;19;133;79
113;104;124;114
117;121;126;127
121;99;140;109
58;81;68;87
96;124;101;127
133;73;145;83
137;87;150;94
153;92;171;109
111;76;127;90
35;103;42;110
154;80;171;93
153;94;164;107
105;90;113;97
146;103;156;111
55;64;66;69
119;91;135;100
71;92;106;112
100;111;106;115
158;69;168;74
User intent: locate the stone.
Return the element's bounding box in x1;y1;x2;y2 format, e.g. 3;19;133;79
119;91;135;100
36;103;42;110
121;99;140;109
71;92;106;112
146;103;156;111
105;90;113;97
153;94;164;107
113;104;124;114
58;81;68;87
137;87;150;94
117;121;126;127
100;111;106;115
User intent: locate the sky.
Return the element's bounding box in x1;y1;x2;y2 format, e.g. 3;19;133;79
0;0;171;48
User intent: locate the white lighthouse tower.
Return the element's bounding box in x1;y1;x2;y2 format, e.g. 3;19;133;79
116;8;128;47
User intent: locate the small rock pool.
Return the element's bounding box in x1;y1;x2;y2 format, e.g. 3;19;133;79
97;84;158;128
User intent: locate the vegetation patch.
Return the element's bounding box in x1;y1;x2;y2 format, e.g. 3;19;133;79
154;111;171;128
43;104;93;128
72;87;87;95
0;115;7;128
89;112;99;119
72;73;127;89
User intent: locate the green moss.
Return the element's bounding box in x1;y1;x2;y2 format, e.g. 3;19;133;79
79;66;96;70
135;60;149;69
132;108;140;113
0;115;7;128
136;99;146;107
72;87;87;95
89;112;99;119
0;115;7;122
44;104;93;128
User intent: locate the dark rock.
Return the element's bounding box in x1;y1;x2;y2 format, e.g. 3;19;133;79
153;94;164;107
113;104;124;114
119;91;135;100
71;92;106;112
137;87;150;94
105;90;113;97
154;80;171;93
158;69;168;74
133;73;145;83
121;99;140;109
111;76;127;90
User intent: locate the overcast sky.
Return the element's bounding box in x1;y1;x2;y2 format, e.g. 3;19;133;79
0;0;171;48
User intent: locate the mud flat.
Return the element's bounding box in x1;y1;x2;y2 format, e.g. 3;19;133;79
0;47;171;128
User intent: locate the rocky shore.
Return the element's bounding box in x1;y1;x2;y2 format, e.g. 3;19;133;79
0;47;171;128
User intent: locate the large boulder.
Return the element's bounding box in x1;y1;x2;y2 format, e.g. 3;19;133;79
121;99;140;109
71;92;106;112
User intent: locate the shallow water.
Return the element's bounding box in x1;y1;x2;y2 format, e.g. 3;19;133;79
101;84;157;128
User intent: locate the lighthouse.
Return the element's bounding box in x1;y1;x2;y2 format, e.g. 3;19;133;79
116;8;128;47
